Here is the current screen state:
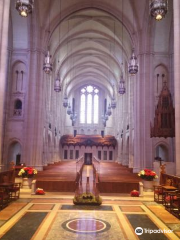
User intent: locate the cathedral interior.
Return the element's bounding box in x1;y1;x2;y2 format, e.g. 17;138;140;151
0;0;180;239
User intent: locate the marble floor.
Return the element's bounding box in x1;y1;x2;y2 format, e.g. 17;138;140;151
0;190;180;240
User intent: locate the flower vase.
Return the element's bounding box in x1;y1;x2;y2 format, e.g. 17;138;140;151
22;178;33;189
142;180;154;192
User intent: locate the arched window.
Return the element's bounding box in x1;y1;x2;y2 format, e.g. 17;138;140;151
80;85;99;124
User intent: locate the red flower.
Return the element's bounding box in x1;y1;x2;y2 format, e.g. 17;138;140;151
130;190;139;197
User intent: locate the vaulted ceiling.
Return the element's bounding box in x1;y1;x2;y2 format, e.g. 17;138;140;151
10;0;173;97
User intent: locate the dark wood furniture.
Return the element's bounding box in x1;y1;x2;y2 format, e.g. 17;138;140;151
9;183;21;200
0;169;15;183
154;173;179;204
0;187;10;210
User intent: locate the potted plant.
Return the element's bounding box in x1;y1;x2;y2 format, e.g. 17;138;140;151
18;167;37;178
138;169;158;192
138;169;158;181
18;167;37;189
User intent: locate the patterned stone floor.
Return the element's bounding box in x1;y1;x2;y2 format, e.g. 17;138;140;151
0;198;180;240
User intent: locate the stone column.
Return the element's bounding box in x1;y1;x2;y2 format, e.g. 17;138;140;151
174;0;180;176
23;51;45;171
0;0;10;167
133;52;153;173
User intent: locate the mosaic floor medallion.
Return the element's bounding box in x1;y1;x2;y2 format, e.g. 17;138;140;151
62;218;111;234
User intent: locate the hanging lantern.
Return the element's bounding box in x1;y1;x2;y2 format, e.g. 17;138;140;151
105;113;109;121
15;0;34;17
111;85;116;109
118;75;126;95
70;113;73;120
54;75;61;92
43;51;53;74
150;0;168;21
107;104;112;116
63;93;68;108
111;96;116;109
128;49;138;75
102;118;106;127
67;103;72;115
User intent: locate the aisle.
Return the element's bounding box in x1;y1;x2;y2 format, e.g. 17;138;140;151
77;165;97;195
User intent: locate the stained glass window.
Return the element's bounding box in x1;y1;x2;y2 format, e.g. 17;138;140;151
80;85;99;124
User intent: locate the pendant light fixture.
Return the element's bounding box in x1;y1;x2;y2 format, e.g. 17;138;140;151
119;72;126;95
63;84;68;107
67;103;72;115
128;49;138;75
63;93;68;107
150;0;168;21
54;0;62;92
43;3;53;74
128;4;138;75
43;50;53;74
111;23;116;109
54;72;61;92
15;0;34;17
111;95;116;109
119;0;126;95
107;104;112;116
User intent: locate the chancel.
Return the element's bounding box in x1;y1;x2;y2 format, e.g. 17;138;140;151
0;0;180;239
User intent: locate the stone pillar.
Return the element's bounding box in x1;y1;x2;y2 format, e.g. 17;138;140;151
174;0;180;176
23;51;45;171
0;0;10;166
133;53;153;173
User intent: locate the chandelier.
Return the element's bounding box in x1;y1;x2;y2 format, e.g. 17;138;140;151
111;85;116;109
128;49;138;75
118;75;126;95
43;51;53;74
102;113;109;127
150;0;168;21
70;112;77;126
15;0;34;17
107;104;112;116
111;96;116;109
67;103;72;115
54;74;61;92
63;93;68;108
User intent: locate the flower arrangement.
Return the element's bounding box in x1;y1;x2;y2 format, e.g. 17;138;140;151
36;188;45;195
18;167;37;178
138;169;158;181
73;193;102;205
130;190;139;197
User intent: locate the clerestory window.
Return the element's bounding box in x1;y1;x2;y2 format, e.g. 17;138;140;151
80;85;99;124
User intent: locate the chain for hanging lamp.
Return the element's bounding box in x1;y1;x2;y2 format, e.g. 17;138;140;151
128;49;138;75
150;0;168;21
43;51;53;74
15;0;34;17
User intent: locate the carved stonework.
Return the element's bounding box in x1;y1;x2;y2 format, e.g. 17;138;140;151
151;83;175;138
60;134;117;148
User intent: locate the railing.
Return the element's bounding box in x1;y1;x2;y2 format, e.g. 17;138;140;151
93;156;100;174
76;156;84;174
92;156;101;196
75;156;84;191
161;173;180;188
